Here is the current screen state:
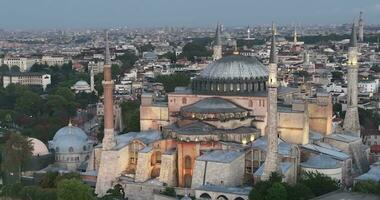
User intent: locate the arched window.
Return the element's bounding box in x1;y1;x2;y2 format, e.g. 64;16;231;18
69;147;74;153
83;146;87;151
55;147;59;152
182;97;187;104
234;197;244;200
217;195;228;200
200;193;212;200
184;156;192;169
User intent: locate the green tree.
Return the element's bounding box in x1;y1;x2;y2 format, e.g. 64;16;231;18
181;42;211;61
265;183;287;200
2;133;33;183
160;187;176;197
155;73;191;93
286;183;314;200
10;65;20;73
121;101;140;133
117;51;138;72
331;71;344;80
111;64;122;79
0;64;9;74
20;185;57;200
353;180;380;195
138;43;155;52
57;179;95;200
55;87;75;102
15;91;43;116
299;171;339;196
100;184;125;200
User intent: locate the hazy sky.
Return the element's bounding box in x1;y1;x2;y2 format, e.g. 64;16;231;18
1;0;379;29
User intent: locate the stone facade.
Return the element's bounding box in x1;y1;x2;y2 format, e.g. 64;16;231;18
192;152;245;189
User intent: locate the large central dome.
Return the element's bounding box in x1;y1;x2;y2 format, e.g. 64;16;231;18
200;55;268;79
192;55;268;96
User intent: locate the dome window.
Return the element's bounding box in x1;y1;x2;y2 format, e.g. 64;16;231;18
83;146;87;151
55;147;59;152
69;147;74;153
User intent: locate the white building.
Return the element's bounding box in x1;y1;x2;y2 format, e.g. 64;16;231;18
3;57;37;72
88;61;104;74
359;80;379;94
41;56;67;66
2;72;51;90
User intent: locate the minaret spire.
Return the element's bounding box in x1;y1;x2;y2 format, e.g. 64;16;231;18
343;22;360;137
213;23;223;61
358;11;364;42
262;21;279;180
293;25;298;44
102;30;116;150
269;22;277;64
350;22;358;47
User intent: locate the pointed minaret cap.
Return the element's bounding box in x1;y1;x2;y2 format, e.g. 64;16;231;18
105;30;111;66
349;22;357;47
68;118;72;127
215;23;222;46
269;22;277;64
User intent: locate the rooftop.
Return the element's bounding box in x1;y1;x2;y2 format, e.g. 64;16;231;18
196;150;244;163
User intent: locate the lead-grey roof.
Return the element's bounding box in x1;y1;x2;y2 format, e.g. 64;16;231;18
355;165;380;182
199;55;268;79
251;137;294;156
196;150;244;163
113;131;161;150
181;97;248;114
302;143;350;160
301;154;342;169
254;162;293;176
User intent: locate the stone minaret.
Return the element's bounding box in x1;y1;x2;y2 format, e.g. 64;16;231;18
90;66;95;92
213;23;222;61
343;23;360;137
102;31;116;150
293;26;298;44
247;26;251;39
262;22;279;180
358;12;364;42
95;31;118;196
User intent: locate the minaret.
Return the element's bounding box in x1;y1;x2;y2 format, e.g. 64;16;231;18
90;66;95;92
262;22;279;180
102;30;116;150
95;31;118;196
293;26;298;44
247;26;251;39
343;23;360;137
213;23;222;61
358;12;364;42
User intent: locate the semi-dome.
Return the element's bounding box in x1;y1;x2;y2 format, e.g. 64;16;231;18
181;97;249;120
192;55;268;96
28;138;49;156
199;55;268;80
49;123;91;154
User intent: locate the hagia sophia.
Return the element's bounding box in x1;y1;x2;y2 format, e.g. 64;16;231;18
28;21;370;200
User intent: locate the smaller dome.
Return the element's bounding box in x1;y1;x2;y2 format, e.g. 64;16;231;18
301;155;341;169
28;138;49;156
74;80;90;87
50;123;90;154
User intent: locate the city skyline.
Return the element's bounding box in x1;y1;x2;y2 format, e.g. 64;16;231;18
1;0;380;29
